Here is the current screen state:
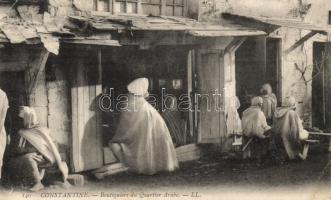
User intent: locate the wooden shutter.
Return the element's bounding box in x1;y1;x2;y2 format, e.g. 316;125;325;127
71;52;103;172
195;49;226;143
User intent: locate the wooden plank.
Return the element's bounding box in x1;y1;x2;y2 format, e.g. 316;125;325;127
196;49;225;144
74;59;85;172
92;163;128;180
284;31;318;54
160;0;166;15
187;50;194;139
176;145;202;163
71;53;104;172
62;39;121;46
175;144;199;154
67;174;85;186
95;49;103;165
309;132;331;136
26;48;50;94
83;70;92;167
93;163;125;173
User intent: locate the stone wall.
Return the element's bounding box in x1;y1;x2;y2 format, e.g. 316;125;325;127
46;56;71;159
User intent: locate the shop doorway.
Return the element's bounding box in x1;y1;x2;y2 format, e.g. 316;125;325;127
101;46;193;147
312;42;327;130
266;38;282;104
235;37;281;116
235;36;266;116
0;71;25;141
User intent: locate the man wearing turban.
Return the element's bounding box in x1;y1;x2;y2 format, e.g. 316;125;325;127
273;96;309;160
109;78;178;175
242;96;272;162
6;106;68;191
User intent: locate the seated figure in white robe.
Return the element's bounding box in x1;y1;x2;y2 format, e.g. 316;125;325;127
242;97;272;161
273;96;309;160
109;78;179;175
6;107;68;191
0;89;8;183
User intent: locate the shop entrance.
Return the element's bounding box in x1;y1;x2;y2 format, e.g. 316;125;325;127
0;72;25;138
101;46;194;148
312;42;327;130
235;37;281;116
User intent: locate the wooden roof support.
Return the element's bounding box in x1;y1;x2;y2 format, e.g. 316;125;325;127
224;36;247;53
284;31;318;54
25;48;50;97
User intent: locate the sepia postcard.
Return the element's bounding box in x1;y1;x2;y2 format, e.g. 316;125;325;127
0;0;331;199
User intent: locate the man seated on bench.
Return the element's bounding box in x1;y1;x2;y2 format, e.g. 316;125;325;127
242;96;272;164
273;96;309;161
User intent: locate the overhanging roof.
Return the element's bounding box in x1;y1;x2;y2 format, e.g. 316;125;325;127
222;13;327;34
68;14;266;37
189;30;265;37
0;18;75;54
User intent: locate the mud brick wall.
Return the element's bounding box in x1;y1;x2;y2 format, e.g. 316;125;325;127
46;61;70;156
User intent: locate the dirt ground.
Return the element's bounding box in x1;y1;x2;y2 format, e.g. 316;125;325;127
74;142;331;200
2;143;331;200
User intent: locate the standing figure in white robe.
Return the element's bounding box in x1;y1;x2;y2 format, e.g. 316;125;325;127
273;96;309;160
0;89;8;182
109;78;179;175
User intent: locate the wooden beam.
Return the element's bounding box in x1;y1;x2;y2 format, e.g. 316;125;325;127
309;132;331;136
284;31;318;54
224;36;247;53
119;31;195;47
92;163;128;180
25;48;49;96
62;39;121;46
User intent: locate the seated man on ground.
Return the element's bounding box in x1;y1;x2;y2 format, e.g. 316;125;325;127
242;96;272;163
273;96;309;161
109;78;179;175
6;107;69;191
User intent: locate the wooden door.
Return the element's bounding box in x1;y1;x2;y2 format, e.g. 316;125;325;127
195;49;226;143
71;51;103;172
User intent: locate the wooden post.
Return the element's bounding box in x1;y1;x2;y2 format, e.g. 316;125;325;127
70;49;103;172
24;48;50;126
161;0;166;15
326;42;331;151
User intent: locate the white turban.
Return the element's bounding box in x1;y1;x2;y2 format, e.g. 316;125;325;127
127;78;149;97
251;96;263;106
283;96;296;108
18;106;38;128
260;83;272;95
